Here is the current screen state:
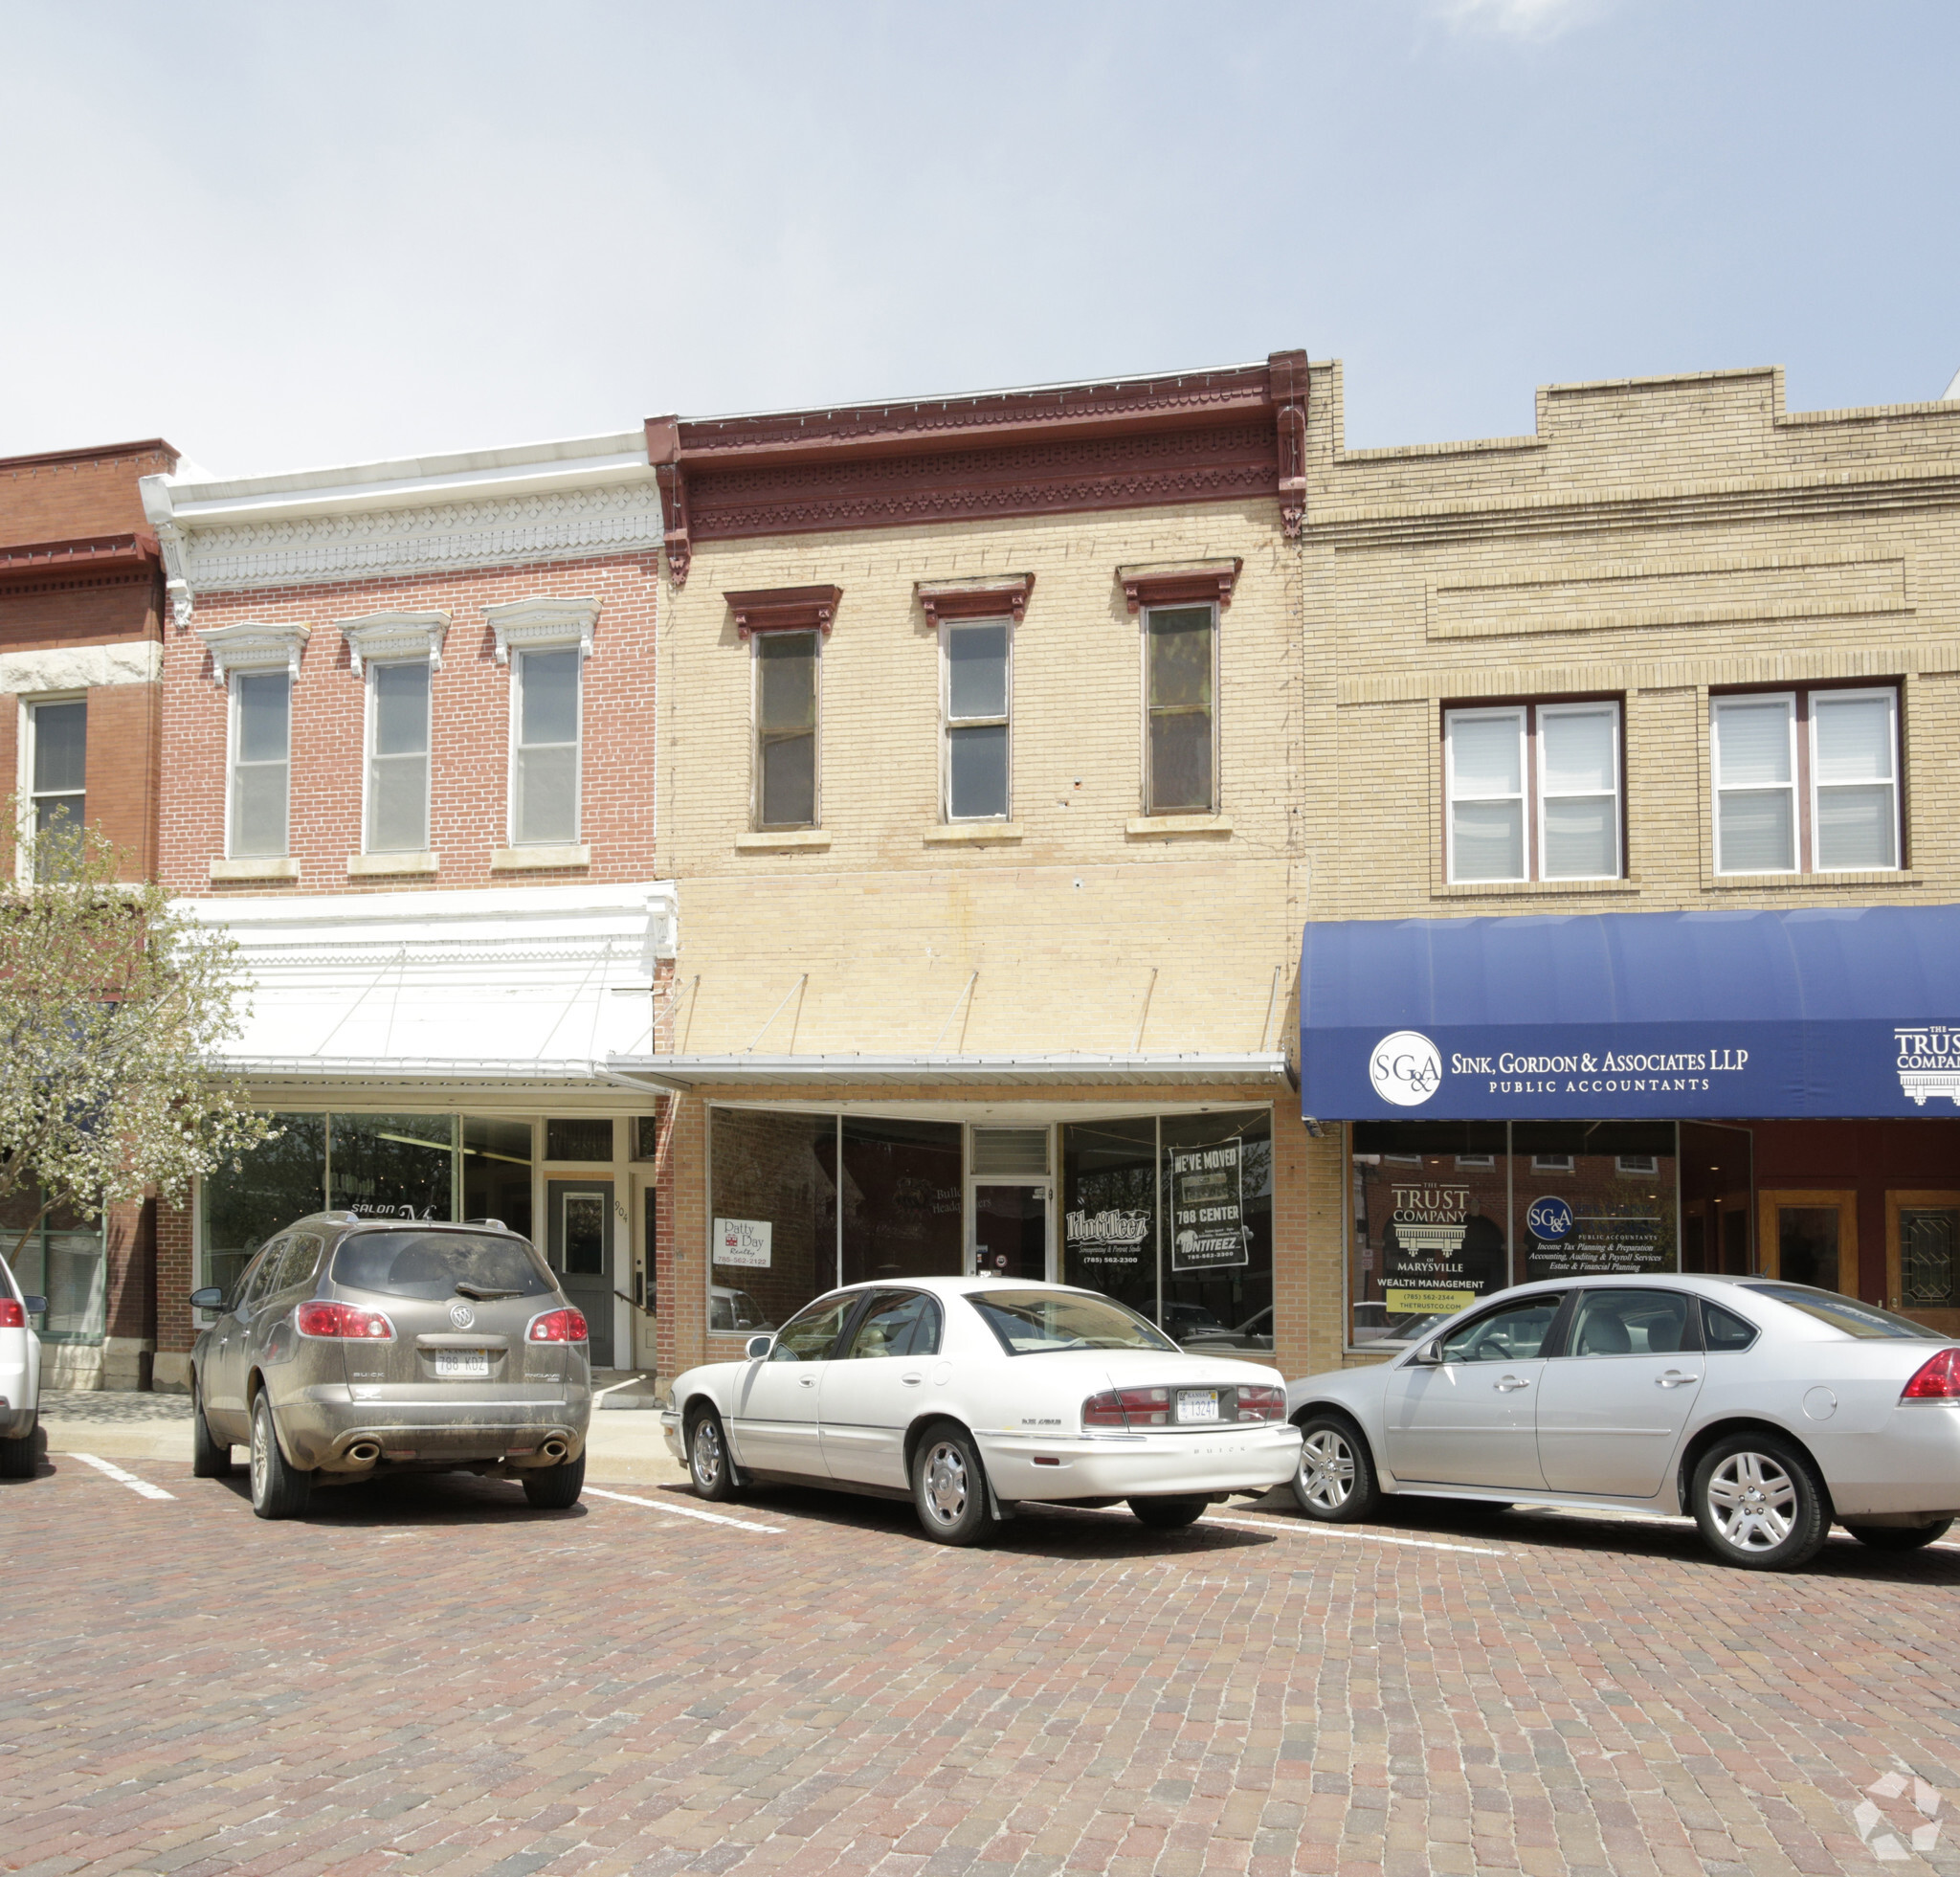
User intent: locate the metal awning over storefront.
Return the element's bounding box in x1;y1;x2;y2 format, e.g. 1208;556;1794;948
600;1051;1289;1092
1300;904;1960;1122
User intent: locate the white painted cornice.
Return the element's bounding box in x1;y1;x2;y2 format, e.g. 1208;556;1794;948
137;431;658;623
485;596;599;664
196;620;311;684
339;611;448;673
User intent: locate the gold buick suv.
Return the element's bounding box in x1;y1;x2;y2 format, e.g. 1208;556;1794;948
188;1214;592;1519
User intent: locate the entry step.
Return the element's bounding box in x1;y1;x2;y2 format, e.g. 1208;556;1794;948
590;1370;662;1410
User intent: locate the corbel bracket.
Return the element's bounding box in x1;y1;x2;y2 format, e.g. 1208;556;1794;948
916;573;1035;627
1119;559;1243;615
724;585;843;640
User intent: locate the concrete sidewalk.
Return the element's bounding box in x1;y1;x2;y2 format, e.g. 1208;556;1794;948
33;1389;688;1486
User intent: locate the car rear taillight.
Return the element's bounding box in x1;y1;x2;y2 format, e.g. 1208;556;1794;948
295;1301;395;1340
1236;1384;1286;1421
1082;1387;1169;1430
527;1307;589;1344
0;1299;23;1329
1902;1348;1960;1399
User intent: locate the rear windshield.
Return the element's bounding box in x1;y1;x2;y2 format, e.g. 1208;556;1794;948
333;1231;553;1302
967;1287;1177;1356
1743;1284;1941;1341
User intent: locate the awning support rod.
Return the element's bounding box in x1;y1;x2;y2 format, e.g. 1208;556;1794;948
929;972;978;1054
1260;964;1283;1052
1133;968;1159;1051
746;974;808;1052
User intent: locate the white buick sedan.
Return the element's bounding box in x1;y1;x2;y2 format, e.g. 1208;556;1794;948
1287;1274;1960;1571
661;1277;1303;1544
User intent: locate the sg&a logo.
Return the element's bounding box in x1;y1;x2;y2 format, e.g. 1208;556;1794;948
1370;1031;1443;1108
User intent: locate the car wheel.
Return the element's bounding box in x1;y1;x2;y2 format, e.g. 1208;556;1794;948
1291;1413;1382;1523
522;1452;586;1509
248;1394;310;1521
1690;1433;1828;1570
0;1422;36;1479
911;1422;992;1547
191;1379;232;1479
1128;1495;1208;1530
1846;1518;1954;1552
687;1408;740;1501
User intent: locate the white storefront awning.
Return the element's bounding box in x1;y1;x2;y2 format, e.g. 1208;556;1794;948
600;1050;1289;1092
178;882;678;1093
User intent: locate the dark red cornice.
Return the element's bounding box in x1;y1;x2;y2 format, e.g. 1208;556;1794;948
0;532;162;593
724;584;843;638
917;574;1035;625
647;351;1308;585
0;439;178;474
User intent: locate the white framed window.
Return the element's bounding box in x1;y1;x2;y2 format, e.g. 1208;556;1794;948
1711;685;1900;875
1455;1154;1496;1169
511;648;581;845
754;630;819;830
1444;700;1622;884
1615;1153;1659;1176
943;618;1011;821
25;695;86;847
228;670;291;859
1531;1153;1574;1173
365;660;431;854
1143;604;1217;814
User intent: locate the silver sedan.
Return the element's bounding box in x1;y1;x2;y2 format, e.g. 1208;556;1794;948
1285;1275;1960;1570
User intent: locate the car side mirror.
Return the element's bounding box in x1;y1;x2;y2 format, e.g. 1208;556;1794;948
746;1333;774;1360
21;1294;46;1316
189;1286;226;1311
1411;1340;1441;1366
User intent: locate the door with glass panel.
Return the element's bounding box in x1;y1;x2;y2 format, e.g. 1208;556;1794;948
546;1178;614;1367
1757;1190;1858;1294
969;1128;1052;1282
1885;1192;1960;1337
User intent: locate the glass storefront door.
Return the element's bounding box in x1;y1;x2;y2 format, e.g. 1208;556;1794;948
1887;1191;1960;1335
1759;1189;1857;1294
971;1184;1050;1280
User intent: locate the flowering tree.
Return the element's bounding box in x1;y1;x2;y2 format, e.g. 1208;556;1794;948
0;807;272;1263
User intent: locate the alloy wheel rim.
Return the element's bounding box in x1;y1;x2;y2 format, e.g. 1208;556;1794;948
924;1441;968;1525
1301;1430;1355;1511
1706;1450;1797;1551
250;1407;268;1503
694;1419;723;1487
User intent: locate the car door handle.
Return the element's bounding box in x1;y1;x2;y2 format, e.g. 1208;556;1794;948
797;1375;816;1388
1656;1371;1701;1387
1494;1375;1531;1392
901;1373;924;1386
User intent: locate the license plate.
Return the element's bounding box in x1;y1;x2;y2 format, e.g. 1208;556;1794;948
434;1350;491;1378
1175;1389;1220;1423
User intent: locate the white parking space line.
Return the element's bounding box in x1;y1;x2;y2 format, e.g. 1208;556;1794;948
65;1452;175;1502
1039;1502;1504;1556
585;1486;783;1532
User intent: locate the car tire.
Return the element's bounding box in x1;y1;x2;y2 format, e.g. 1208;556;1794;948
191;1379;232;1479
687;1408;740;1501
1846;1518;1954;1552
522;1452;586;1509
911;1422;992;1547
0;1422;36;1479
1128;1495;1208;1530
248;1393;310;1521
1291;1412;1382;1523
1689;1432;1829;1570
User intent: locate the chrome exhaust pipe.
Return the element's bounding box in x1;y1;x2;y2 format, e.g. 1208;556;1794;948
345;1441;382;1464
540;1438;568;1463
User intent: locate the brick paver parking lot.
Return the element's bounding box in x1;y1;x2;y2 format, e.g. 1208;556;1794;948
7;1449;1959;1877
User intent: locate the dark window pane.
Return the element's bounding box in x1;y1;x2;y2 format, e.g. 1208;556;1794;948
32;701;86;793
948;723;1008;818
334;1230;553;1300
1147;609;1212;708
199;1112;327;1303
1149;710;1213;811
546;1118;613;1162
1062;1118;1156;1320
562;1193;606;1274
757;633;816;731
947;623;1008;719
1161;1110;1272;1350
840;1118;962;1286
462;1117;534;1239
710;1107;839;1330
761;731;816;826
329;1112;454;1221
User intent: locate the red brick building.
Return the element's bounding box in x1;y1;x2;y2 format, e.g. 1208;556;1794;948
0;438;179;1388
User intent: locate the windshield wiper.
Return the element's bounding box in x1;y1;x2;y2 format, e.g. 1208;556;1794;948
455;1283;522;1301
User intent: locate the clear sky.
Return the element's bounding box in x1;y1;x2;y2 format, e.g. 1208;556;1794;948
4;0;1956;476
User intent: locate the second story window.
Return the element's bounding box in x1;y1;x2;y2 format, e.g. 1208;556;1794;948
229;672;291;858
1145;604;1215;814
1711;685;1899;875
28;697;86;845
513;649;580;844
945;620;1011;820
366;661;431;854
1444;700;1622;883
755;630;818;830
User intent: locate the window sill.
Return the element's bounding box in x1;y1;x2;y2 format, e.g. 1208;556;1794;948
1705;868;1921;891
346;850;438;877
736;830;831;852
210;856;299;883
491;843;591;871
1433;877;1640;900
924;821;1023;845
1125;814;1233;839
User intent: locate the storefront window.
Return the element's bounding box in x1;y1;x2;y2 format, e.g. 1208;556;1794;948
0;1196;106;1343
839;1118;961;1287
462;1117;534;1238
710;1109;837;1331
1061;1118;1157;1320
329;1113;455;1222
202;1112;327;1300
1350;1121;1682;1347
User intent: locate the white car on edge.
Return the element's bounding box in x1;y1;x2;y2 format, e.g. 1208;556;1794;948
1286;1273;1960;1571
0;1251;45;1479
661;1277;1302;1544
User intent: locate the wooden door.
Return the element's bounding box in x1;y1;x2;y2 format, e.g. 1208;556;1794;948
1885;1191;1960;1336
1757;1190;1859;1294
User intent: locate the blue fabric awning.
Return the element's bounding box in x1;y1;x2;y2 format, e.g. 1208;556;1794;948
1299;904;1960;1121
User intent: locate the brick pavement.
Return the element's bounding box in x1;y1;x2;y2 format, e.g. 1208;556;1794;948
6;1453;1959;1877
